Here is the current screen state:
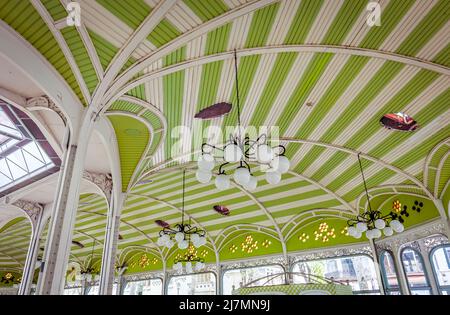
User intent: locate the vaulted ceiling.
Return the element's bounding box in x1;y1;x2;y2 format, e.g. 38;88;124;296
0;0;449;275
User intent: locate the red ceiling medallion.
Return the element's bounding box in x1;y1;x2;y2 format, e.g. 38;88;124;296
194;102;232;120
213;205;230;216
380;112;418;131
155;220;170;228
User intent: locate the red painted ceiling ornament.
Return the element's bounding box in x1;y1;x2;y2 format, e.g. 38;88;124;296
213;205;230;216
194;102;232;120
380;112;419;131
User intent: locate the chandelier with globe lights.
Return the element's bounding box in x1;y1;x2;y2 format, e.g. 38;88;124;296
195;50;290;191
173;244;205;273
347;154;405;240
157;170;207;250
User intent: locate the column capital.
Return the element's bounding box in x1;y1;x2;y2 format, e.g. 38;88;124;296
12;199;43;227
82;171;113;201
26;96;67;125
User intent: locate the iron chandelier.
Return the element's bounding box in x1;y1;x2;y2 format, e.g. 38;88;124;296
195;50;290;190
347;153;405;239
157;170;207;250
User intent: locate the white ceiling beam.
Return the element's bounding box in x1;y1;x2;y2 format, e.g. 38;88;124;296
92;0;178;110
106;44;450;106
103;0;279;111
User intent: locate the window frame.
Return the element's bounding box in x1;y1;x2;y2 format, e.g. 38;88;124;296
400;246;432;295
379;250;401;295
221;263;286;295
429;244;450;295
290;253;380;295
166;271;217;295
122;277;163;295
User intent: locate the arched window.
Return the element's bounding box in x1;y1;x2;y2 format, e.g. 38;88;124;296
291;255;380;295
222;265;285;295
430;244;450;295
379;251;400;295
167;272;216;295
123;278;162;295
400;247;431;295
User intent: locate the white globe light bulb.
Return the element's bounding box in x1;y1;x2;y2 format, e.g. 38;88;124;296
354;230;362;239
243;175;258;191
157;236;166;246
347;226;357;237
175;232;184;243
356;222;368;232
173;262;182;271
224;144;242;162
161;234;170;244
166;239;175;249
196;169;212;184
394;222;404;233
372;228;382;239
271;155;290;173
365;229;374;240
199;236;207;246
178;239;188;250
234;167;251;185
215;174;230;190
374;219;386;229
266;171;281;185
390;220;401;232
191;233;200;244
257;144;274;163
197;154;215;171
383;226;393;236
185;262;193;273
195;262;204;271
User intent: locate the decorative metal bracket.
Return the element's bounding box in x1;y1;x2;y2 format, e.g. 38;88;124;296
26;96;67;125
12;199;43;227
82;171;113;202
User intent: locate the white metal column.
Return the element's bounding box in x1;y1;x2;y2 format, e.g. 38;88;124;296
418;241;440;295
369;239;386;295
37;119;93;295
18;207;43;295
99;192;125;295
391;245;410;295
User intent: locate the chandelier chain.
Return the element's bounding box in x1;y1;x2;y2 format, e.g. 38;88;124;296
357;153;373;213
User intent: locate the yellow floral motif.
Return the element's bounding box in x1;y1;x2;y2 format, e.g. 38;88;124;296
314;222;336;242
298;233;310;243
393;200;402;213
5;272;12;280
229;244;238;253
262;240;272;248
138;254;150;268
200;249;208;258
241;235;258;253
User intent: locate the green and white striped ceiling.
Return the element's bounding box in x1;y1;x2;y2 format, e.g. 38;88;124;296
0;0;449;276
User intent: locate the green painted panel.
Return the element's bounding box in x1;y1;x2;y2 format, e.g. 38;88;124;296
108;115;150;192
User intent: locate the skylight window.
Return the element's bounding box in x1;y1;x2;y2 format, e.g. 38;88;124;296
0;101;61;196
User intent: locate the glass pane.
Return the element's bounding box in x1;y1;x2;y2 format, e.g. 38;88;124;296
86;285;99;295
401;248;429;288
63;287;83;295
292;255;379;293
431;246;450;288
123;279;163;295
410;289;431;295
380;251;400;290
167;273;216;295
222;265;284;295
